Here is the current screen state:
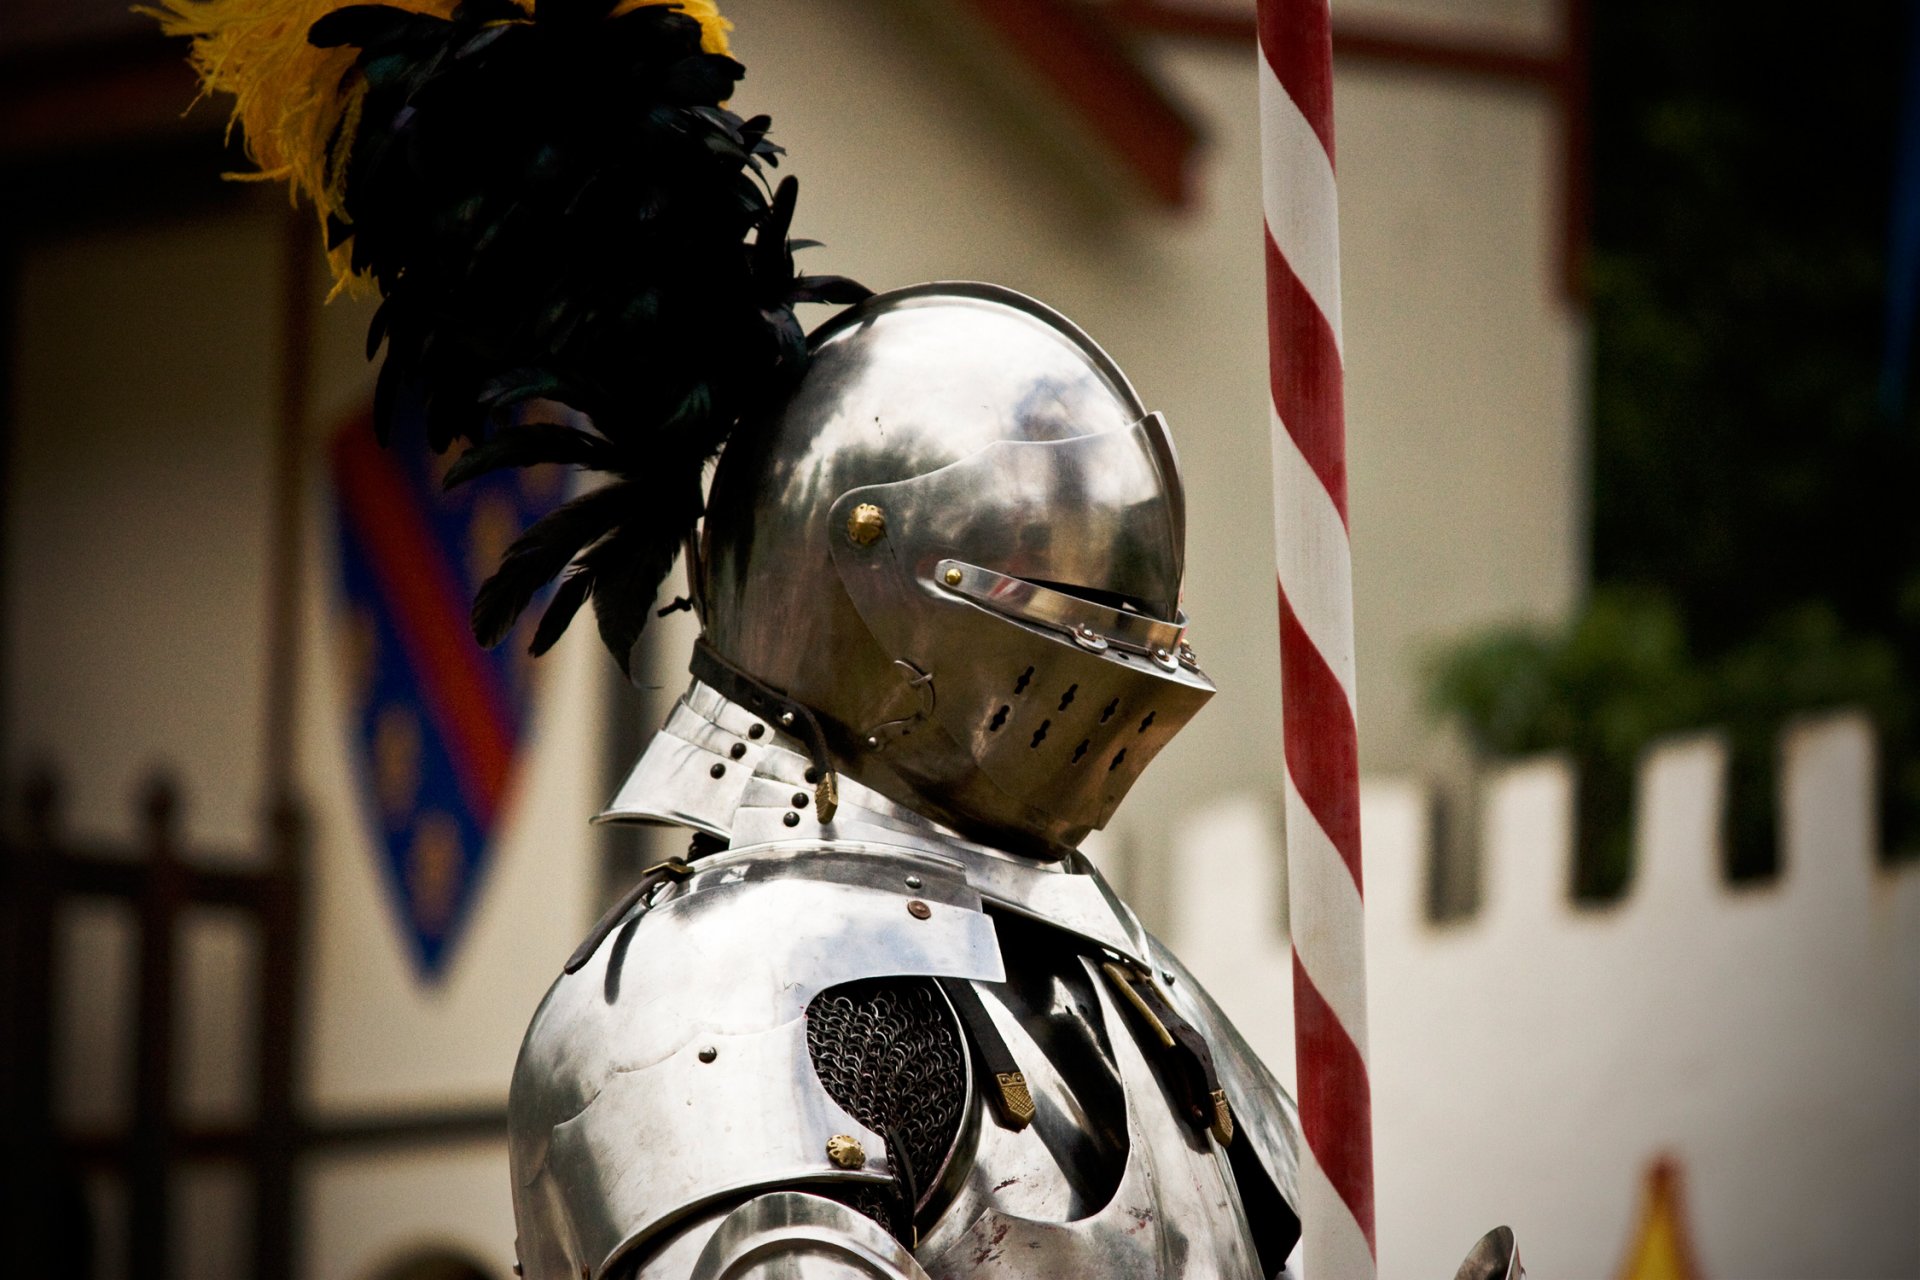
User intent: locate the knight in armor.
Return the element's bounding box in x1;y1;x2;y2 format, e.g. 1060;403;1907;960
516;280;1309;1278
157;1;1519;1275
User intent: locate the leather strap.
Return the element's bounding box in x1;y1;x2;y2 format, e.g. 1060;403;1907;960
563;848;705;975
935;976;1036;1131
1100;959;1235;1144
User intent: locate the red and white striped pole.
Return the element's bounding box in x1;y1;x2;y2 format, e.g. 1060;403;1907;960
1256;1;1376;1276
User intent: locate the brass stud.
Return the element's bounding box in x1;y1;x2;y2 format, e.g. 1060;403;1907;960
906;899;931;920
826;1134;866;1169
942;566;964;586
845;503;887;547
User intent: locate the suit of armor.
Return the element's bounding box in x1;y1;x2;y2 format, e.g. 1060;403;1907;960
510;285;1307;1279
512;684;1304;1279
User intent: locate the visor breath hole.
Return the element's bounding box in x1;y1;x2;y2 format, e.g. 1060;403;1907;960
1057;684;1078;711
1100;698;1119;724
1108;748;1127;772
1138;711;1156;733
1030;720;1051;748
1071;740;1089;764
988;705;1009;732
1014;666;1034;695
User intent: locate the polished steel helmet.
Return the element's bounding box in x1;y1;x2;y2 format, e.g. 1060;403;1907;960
697;283;1213;854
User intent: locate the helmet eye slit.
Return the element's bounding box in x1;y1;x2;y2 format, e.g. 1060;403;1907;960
1137;711;1156;733
1100;698;1119;724
1057;684;1078;711
1108;748;1127;772
988;705;1010;732
1014;666;1034;695
1030;720;1051;749
1071;740;1089;764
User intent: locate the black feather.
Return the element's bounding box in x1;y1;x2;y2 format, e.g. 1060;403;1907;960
443;423;618;490
470;482;633;649
310;0;872;664
529;566;595;656
579;517;685;676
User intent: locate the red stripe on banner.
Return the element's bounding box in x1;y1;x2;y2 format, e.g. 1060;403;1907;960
1278;579;1363;893
1258;0;1336;164
1265;227;1349;525
1293;950;1377;1255
333;430;515;823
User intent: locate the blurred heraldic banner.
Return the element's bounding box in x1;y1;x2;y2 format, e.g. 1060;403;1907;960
330;398;565;978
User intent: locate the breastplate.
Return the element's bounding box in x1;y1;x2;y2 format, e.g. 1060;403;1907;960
915;918;1262;1279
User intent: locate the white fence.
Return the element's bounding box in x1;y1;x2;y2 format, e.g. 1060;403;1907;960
1164;713;1920;1279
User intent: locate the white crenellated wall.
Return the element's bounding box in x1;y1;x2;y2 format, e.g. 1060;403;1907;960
1165;713;1920;1279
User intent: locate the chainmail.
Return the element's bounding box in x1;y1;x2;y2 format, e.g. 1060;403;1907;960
805;978;968;1224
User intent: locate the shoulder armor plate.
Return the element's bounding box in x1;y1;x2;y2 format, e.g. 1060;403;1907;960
509;843;1004;1280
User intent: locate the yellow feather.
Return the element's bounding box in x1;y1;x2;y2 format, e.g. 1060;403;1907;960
612;0;732;55
147;0;734;294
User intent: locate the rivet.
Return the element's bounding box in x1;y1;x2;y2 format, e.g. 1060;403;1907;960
865;735;881;749
698;1045;717;1063
943;566;964;586
906;899;931;920
826;1134;866;1169
780;711;795;727
792;791;809;808
905;875;923;890
845;503;887;547
1161;969;1177;985
783;812;801;827
748;723;766;740
709;763;726;779
1072;623;1109;653
729;742;747;760
804;766;821;783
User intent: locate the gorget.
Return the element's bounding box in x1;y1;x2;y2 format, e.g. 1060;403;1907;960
597;679;1162;969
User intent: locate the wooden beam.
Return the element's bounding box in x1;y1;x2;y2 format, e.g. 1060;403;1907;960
955;0;1205;208
0;35;207;161
1106;2;1566;88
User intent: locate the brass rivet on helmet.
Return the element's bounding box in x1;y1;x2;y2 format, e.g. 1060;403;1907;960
845;503;887;546
943;566;963;586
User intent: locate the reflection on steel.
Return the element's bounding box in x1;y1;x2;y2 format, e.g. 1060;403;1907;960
701;283;1210;856
911;957;1261;1277
1453;1225;1525;1280
507;844;1003;1280
686;1192;934;1280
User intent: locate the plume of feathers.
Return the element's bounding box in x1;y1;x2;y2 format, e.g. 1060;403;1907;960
153;0;867;672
